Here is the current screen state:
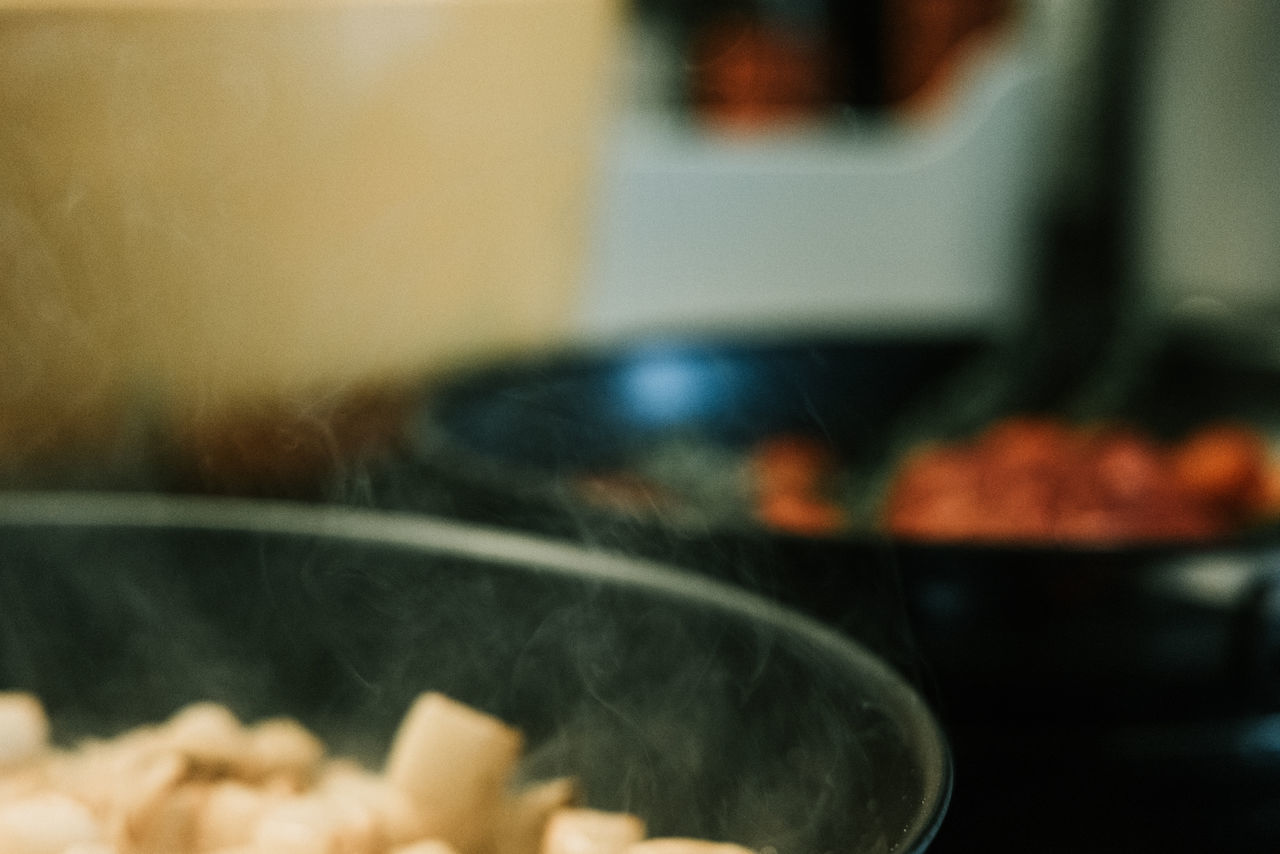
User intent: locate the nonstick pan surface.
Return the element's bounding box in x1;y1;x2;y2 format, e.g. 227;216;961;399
404;334;1280;728
0;492;952;854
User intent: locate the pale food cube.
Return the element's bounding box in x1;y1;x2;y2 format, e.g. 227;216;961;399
0;692;49;766
319;760;423;846
111;750;189;842
0;792;102;853
628;840;757;854
195;780;282;851
125;781;208;854
393;841;462;854
541;808;646;854
246;717;325;784
63;844;119;854
498;778;578;854
161;703;251;773
384;693;523;853
254;793;382;854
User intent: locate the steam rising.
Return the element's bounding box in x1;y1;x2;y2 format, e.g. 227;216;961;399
0;498;947;854
0;9;949;846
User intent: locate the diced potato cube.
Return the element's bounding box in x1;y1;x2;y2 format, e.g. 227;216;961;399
393;841;461;854
0;792;102;853
47;738;180;818
246;718;325;784
195;780;283;851
319;760;422;846
254;793;382;854
161;703;251;774
628;840;756;854
127;781;209;854
0;762;50;805
111;750;190;843
541;808;646;854
498;778;578;854
384;693;523;853
0;692;49;766
62;844;119;854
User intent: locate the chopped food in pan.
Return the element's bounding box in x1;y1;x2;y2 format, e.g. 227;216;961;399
746;436;848;536
573;417;1280;544
0;692;754;854
884;417;1280;545
572;434;851;537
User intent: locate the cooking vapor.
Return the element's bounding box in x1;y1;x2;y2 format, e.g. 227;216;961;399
0;495;951;854
5;7;941;852
399;332;1280;852
2;0;1278;851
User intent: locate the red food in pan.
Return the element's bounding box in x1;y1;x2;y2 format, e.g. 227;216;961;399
884;417;1279;545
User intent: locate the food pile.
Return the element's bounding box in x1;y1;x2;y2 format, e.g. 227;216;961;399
884;417;1280;545
573;435;851;537
574;415;1280;544
0;691;752;854
745;436;848;536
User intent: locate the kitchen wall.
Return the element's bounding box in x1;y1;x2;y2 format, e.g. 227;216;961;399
571;0;1101;342
1134;0;1280;351
572;0;1280;358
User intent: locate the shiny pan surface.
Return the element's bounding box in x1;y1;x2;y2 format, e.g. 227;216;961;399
0;493;951;854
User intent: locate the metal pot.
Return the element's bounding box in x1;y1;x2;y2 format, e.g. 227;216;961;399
0;492;951;854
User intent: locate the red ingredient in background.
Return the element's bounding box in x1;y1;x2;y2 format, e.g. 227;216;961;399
750;435;833;496
1171;424;1268;504
748;434;847;536
690;19;832;129
886;0;1013;114
885;416;1277;545
756;491;848;537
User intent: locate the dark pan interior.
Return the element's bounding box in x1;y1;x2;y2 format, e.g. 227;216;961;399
412;335;983;500
0;496;950;854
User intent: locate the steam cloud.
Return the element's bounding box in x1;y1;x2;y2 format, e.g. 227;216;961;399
0;502;940;853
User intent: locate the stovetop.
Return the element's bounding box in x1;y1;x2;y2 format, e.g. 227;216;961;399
929;715;1280;852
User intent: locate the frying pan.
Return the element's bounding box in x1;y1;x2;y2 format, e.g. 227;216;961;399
0;492;951;854
401;333;1280;729
401;335;984;683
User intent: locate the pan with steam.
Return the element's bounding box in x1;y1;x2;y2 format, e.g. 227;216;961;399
0;492;951;854
401;335;1280;729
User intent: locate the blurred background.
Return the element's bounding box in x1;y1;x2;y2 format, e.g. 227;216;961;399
580;0;1277;345
1;0;1276;486
582;0;1046;339
2;0;1280;850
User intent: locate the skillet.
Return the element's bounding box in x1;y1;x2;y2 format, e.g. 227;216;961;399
401;332;1280;728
